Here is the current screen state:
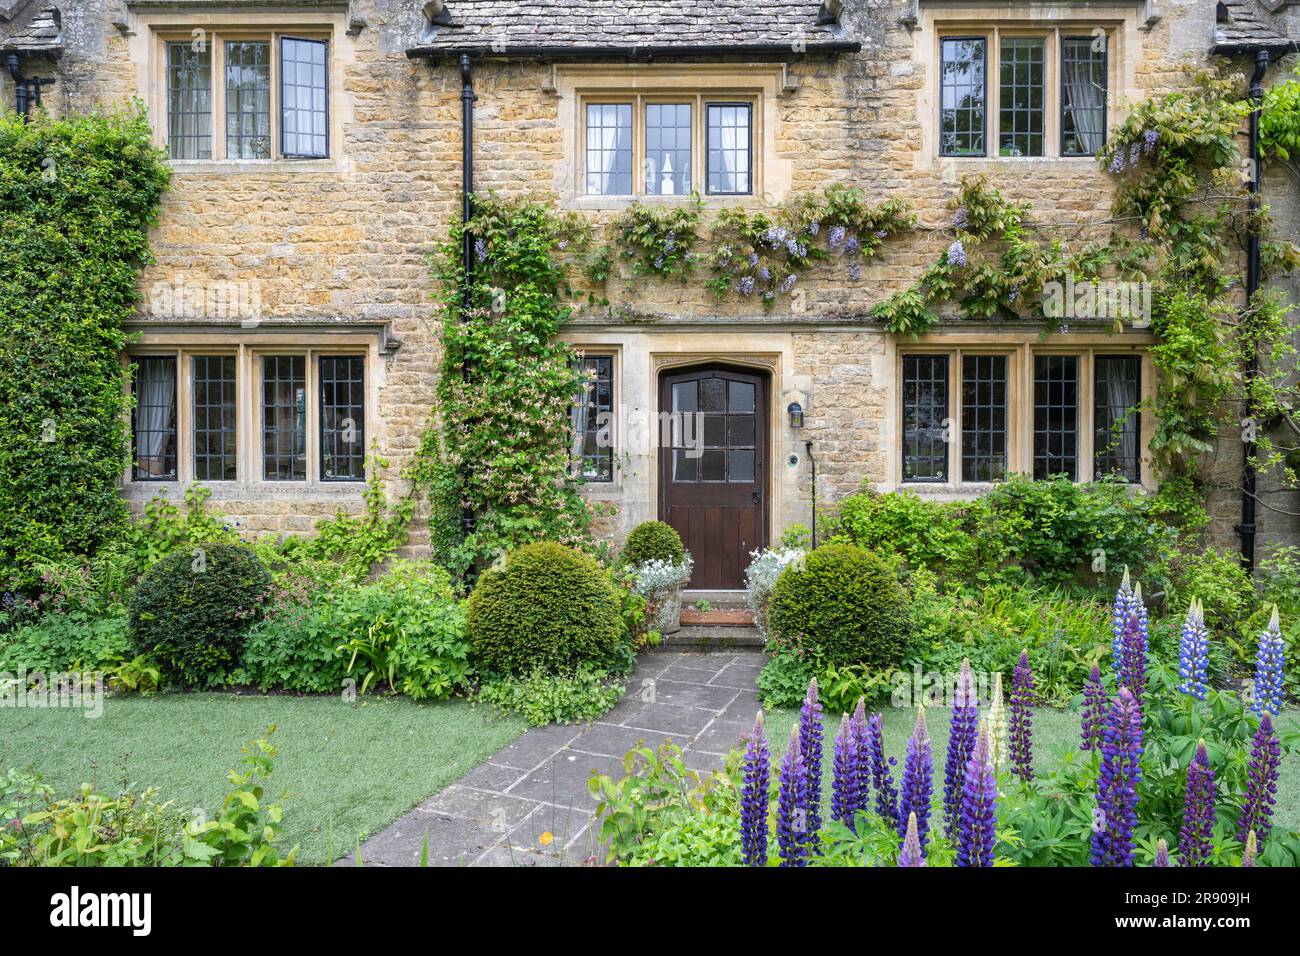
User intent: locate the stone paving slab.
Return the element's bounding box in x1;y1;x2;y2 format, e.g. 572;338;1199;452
350;647;763;867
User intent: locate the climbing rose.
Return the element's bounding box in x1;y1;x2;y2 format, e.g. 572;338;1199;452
1239;714;1281;846
1177;599;1210;700
1081;664;1105;751
1009;650;1034;783
897;706;933;857
956;729;997;868
1090;687;1143;867
1251;606;1285;717
898;812;926;867
1178;741;1216;868
831;713;860;832
799;678;824;845
740;711;770;866
943;659;979;835
867;712;899;827
776;725;809;867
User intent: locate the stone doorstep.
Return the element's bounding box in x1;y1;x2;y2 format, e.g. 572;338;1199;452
680;607;755;626
659;624;764;649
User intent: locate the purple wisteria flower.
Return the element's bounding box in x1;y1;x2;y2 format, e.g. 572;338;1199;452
952;205;969;230
1010;650;1034;783
1081;664;1106;751
1179;741;1217;868
1239;714;1281;846
1142;128;1159;153
737;275;756;296
898;812;926;867
740;711;771;867
844;234;860;256
897;706;933;857
1128;142;1140;168
807;220;821;236
474;237;488;262
1251;606;1285;717
653;255;665;270
867;711;899;827
847;262;861;281
851;699;873;818
943;659;980;835
759;266;771;282
831;713;861;832
777;725;809;867
1242;830;1259;867
1108;150;1127;174
779;274;798;294
799;678;824;843
956;729;997;868
747;252;760;267
664;230;677;252
1177;599;1210;700
762;226;789;248
1153;838;1170;867
827;225;846;250
947;240;968;268
1090;687;1144;867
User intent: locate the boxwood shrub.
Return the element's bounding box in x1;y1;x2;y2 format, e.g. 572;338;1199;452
128;544;270;687
767;542;909;669
621;521;685;567
467;541;629;675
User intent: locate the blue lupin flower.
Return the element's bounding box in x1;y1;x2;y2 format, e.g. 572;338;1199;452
943;659;979;835
1251;606;1286;717
831;713;860;832
897;705;933;857
798;678;824;846
739;711;770;866
1177;599;1210;700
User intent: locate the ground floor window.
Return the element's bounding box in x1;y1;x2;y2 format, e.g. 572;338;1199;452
571;354;614;482
900;345;1144;486
128;346;368;485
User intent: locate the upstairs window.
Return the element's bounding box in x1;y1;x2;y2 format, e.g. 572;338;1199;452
164;32;329;161
582;93;756;198
938;28;1110;158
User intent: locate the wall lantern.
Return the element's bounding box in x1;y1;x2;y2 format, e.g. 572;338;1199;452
787;401;804;429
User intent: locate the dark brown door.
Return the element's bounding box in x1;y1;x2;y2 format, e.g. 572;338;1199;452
659;366;768;590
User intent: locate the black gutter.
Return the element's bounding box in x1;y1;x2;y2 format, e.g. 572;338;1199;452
458;52;477;541
5;52;49;118
805;440;817;550
407;41;861;61
1237;48;1269;574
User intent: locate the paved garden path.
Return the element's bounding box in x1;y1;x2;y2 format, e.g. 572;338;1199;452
349;648;765;867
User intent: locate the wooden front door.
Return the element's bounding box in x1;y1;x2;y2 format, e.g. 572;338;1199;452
659;366;768;590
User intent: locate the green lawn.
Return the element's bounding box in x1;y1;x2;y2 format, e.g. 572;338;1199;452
764;706;1300;832
0;693;527;864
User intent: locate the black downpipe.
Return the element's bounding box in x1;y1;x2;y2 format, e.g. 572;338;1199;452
459;53;477;540
6;54;44;119
1238;49;1269;574
805;440;817;550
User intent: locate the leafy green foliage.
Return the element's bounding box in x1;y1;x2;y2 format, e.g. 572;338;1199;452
0;107;169;590
466;541;630;676
612;197;703;277
1261;65;1300;169
183;730;296;867
620;520;685;567
128;544;271;688
475;663;625;726
0;610;129;674
767;542;910;669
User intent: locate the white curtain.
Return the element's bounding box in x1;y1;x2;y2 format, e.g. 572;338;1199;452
137;359;175;473
1106;369;1139;476
586;107;622;195
570;366;593;478
716;121;749;193
1063;58;1105;155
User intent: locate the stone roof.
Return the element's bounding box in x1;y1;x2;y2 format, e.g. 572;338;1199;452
1;4;62;57
1213;0;1298;53
407;0;856;58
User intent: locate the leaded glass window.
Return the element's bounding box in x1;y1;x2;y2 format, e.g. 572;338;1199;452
1094;355;1140;482
262;355;306;481
193;355;237;481
320;356;365;481
999;38;1045;157
961;355;1008;482
225;41;271;159
132;357;178;481
572;356;614;482
1061;36;1107;157
1033;355;1079;479
940;38;986;157
903;355;950;481
586;104;633;195
646;103;692;196
280;37;328;159
167;42;212;160
706;104;752;195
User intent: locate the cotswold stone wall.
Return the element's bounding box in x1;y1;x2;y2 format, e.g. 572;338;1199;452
4;0;1296;556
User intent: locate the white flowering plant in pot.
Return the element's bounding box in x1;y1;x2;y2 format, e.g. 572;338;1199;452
631;554;693;635
744;547;807;636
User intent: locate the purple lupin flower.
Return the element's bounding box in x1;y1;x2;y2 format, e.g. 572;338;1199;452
1116;586;1149;703
1090;687;1144;867
776;725;809;867
1238;714;1281;846
740;711;771;867
897;706;933;857
898;812;926;867
956;728;997;868
1110;568;1135;662
1251;606;1285;717
1009;650;1034;783
799;678;824;844
1177;599;1210;700
1179;741;1217;868
850;698;872;817
1081;664;1106;751
831;713;860;832
867;712;899;827
943;659;979;835
1242;830;1258;867
1153;838;1169;867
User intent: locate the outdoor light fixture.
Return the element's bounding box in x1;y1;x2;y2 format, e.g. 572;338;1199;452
787;401;804;429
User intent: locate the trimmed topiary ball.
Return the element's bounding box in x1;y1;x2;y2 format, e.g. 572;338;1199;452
467;541;629;676
767;542;909;669
621;520;686;567
129;543;272;687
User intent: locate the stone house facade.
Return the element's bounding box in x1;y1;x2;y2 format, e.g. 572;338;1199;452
3;0;1297;590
